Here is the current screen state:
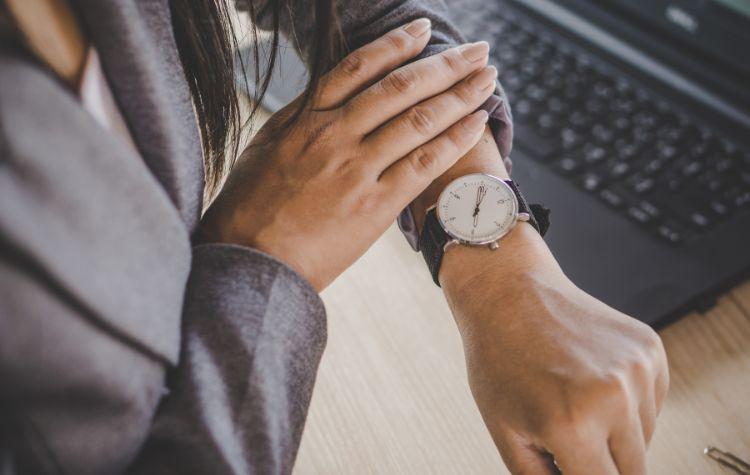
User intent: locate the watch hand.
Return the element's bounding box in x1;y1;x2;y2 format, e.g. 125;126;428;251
477;185;487;206
473;212;479;228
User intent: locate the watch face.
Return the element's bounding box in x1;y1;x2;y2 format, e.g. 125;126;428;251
436;173;519;245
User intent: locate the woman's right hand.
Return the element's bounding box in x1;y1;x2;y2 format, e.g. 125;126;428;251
199;19;498;291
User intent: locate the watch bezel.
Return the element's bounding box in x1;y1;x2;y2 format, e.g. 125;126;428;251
435;173;520;246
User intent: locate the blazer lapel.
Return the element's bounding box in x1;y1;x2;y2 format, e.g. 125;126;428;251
70;0;205;231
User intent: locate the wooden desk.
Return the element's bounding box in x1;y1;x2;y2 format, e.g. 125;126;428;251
293;224;750;474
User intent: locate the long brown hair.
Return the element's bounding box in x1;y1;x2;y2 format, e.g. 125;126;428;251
0;0;342;200
170;0;343;199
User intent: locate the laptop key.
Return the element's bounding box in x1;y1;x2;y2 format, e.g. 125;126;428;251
656;222;687;245
579;172;604;192
599;188;624;208
682;161;704;177
709;200;730;216
689;211;712;229
554;156;583;175
584;145;608;164
639;200;662;219
606;160;631;179
627;206;652;224
728;188;750;208
628;174;655;194
561;128;582;150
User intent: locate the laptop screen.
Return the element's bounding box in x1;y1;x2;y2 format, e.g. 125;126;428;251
601;0;750;76
559;0;750;108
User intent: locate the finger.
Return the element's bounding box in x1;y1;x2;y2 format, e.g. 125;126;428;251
495;430;558;475
363;65;497;169
548;438;619;475
378;109;488;206
639;386;658;447
653;337;670;414
315;18;432;110
345;41;490;134
609;416;648;475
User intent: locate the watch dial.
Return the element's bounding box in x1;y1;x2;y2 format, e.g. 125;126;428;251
436;174;518;244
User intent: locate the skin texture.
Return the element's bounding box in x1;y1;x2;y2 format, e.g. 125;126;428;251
201;20;498;291
440;225;669;474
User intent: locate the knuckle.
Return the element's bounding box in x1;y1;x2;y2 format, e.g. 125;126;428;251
445;125;469;150
632;327;665;376
643;328;665;358
409;147;438;176
340;52;366;78
451;83;475;106
597;370;633;410
628;355;653;385
382;69;415;94
406;106;435;136
355;189;382;215
600;368;629;393
304;118;337;151
385;30;410;53
440;50;464;73
541;410;590;444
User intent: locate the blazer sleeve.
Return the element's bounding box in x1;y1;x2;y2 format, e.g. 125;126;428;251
243;0;514;250
129;244;326;474
0;242;325;475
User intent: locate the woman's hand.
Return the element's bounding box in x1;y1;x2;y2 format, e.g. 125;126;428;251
199;19;497;290
442;225;670;475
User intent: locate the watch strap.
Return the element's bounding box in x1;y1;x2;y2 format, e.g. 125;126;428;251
419;207;449;286
506;180;550;236
419;180;550;286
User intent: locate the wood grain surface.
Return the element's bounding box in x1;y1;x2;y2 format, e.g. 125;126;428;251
293;224;750;474
241;86;749;475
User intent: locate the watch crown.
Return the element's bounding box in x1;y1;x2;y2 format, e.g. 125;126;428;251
489;241;500;250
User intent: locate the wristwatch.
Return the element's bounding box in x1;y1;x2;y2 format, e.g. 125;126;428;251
419;173;550;286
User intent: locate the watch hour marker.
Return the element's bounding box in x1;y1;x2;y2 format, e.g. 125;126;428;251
450;192;461;200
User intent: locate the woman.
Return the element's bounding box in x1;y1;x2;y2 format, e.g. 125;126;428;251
0;0;668;473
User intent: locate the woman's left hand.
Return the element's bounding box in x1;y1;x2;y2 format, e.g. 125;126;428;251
198;21;496;291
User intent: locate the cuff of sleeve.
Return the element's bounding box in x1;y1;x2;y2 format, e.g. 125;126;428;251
397;90;515;251
187;243;327;361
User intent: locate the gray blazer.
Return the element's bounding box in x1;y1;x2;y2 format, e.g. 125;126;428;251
0;0;508;473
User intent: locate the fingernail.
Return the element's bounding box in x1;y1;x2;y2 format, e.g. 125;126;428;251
464;110;490;129
404;18;431;37
460;41;489;62
470;66;498;90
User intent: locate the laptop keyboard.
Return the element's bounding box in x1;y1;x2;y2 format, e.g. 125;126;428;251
451;3;750;245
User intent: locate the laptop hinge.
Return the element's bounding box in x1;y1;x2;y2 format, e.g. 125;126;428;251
513;0;750;130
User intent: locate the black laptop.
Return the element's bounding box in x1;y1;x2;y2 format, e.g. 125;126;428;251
239;0;750;327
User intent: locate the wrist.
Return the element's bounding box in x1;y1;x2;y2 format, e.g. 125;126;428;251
411;125;508;232
439;222;565;307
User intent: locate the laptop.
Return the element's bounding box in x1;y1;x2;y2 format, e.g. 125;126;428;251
238;0;750;328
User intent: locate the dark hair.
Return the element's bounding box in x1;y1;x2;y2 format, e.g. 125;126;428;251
0;0;342;201
170;0;343;200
